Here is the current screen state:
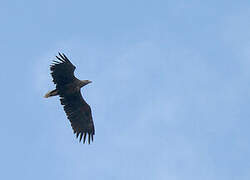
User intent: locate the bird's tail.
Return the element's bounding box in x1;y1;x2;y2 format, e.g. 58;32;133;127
44;89;58;98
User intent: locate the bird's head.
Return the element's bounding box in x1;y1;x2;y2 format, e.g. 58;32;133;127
80;80;92;87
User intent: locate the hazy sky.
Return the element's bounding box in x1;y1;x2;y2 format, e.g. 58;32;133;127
1;1;250;179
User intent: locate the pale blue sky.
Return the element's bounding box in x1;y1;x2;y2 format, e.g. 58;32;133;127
1;1;250;179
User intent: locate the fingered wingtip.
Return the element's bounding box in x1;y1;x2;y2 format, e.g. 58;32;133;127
76;132;94;144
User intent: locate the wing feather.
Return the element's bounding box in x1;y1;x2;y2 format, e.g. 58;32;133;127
59;91;95;144
50;52;76;87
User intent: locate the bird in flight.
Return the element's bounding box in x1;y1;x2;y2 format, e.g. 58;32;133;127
44;53;95;144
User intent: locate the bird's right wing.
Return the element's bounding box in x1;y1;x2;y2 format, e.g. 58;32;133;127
50;53;76;88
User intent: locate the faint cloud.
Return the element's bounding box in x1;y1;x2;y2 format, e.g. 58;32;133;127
33;51;55;96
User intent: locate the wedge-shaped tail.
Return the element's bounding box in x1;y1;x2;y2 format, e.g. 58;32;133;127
44;89;58;98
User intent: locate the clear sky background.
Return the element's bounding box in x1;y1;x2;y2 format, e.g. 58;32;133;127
1;1;250;179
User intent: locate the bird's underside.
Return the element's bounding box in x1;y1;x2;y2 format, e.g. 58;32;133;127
44;52;95;144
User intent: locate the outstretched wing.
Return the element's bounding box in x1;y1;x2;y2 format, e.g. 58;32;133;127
50;53;76;87
60;91;95;144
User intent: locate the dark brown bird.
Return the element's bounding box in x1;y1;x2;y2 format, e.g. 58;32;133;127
44;53;95;144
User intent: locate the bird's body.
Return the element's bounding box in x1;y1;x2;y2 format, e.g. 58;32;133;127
44;53;95;144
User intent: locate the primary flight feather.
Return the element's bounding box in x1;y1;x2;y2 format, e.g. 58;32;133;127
44;53;95;144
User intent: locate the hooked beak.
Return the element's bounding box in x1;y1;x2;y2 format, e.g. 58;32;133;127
81;80;92;87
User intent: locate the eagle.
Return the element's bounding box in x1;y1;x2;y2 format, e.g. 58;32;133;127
44;53;95;144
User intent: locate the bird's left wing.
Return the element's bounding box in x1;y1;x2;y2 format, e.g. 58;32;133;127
60;91;95;144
